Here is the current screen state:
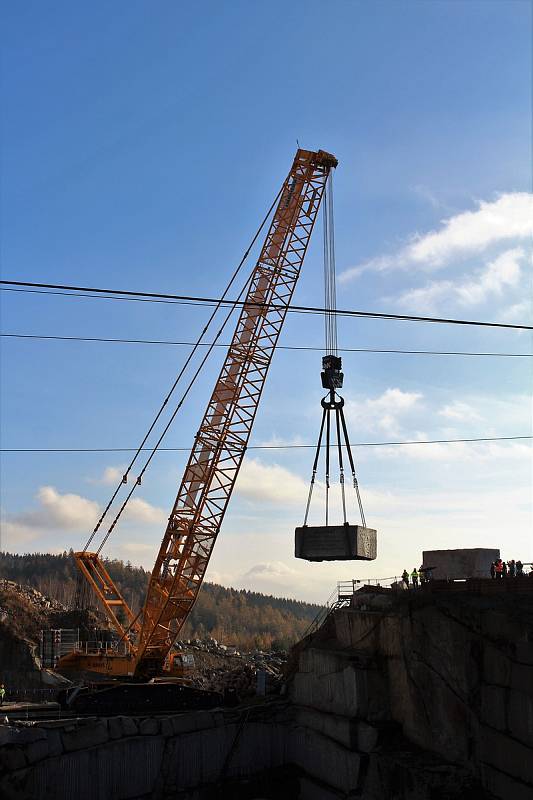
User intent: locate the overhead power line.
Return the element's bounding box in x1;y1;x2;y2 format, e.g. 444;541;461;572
1;435;530;454
1;332;531;358
1;280;532;330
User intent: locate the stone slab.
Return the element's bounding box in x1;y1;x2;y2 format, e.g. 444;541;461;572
295;525;377;562
422;548;499;580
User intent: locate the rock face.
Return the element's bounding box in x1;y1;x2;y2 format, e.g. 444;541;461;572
0;589;531;799
290;588;532;799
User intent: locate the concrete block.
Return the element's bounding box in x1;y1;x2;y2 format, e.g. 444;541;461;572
295;524;377;562
139;717;159;736
422;547;499;580
61;720;108;752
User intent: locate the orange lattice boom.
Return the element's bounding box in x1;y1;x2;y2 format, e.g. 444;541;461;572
135;149;337;677
61;148;337;680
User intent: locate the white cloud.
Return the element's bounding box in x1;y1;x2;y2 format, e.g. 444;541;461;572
498;298;533;324
242;561;295;581
1;485;168;557
438;401;482;423
375;436;532;464
89;465;126;486
394;247;525;312
19;486;100;530
235;458;309;506
124;497;167;525
345;387;423;436
340;192;533;281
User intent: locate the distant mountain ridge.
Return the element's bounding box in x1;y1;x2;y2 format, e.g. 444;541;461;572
0;551;320;651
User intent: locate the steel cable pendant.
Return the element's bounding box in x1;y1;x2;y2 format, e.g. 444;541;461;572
296;170;376;562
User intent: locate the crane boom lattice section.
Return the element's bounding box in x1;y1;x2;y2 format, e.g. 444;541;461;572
135;149;337;677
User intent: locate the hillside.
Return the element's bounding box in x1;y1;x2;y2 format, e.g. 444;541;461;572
0;552;320;651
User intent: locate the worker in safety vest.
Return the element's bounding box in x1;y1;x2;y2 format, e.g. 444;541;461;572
495;559;503;578
411;568;419;588
0;684;5;705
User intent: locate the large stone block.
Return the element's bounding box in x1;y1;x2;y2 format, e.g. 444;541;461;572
295;524;377;562
422;547;499;580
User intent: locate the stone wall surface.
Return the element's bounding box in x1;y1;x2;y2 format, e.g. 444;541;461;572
329;591;533;799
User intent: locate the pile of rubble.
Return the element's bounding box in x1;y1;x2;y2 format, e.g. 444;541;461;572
0;580;65;613
176;636;287;668
176;637;288;701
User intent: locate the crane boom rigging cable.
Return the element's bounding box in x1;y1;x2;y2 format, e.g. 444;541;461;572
66;148;338;680
131;149;338;677
82;186;283;553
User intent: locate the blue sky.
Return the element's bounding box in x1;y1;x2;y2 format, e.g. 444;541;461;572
1;0;531;602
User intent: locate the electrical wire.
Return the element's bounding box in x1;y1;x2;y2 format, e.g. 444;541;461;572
82;184;284;552
2;332;531;357
1;436;530;454
2;280;532;330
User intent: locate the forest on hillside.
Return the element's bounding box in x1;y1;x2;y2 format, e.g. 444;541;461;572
0;552;320;651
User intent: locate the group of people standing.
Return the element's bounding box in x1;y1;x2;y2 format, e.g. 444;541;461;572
490;559;525;578
401;566;432;588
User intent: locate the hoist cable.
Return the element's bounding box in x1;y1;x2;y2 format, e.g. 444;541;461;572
82;184;284;553
95;266;259;555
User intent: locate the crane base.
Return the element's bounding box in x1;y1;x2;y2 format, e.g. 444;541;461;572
295;523;377;562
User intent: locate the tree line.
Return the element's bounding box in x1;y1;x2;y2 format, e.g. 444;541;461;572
0;551;320;651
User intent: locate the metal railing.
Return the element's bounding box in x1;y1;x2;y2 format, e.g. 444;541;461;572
74;640;129;656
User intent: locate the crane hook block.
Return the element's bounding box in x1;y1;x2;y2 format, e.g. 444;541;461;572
295;523;377;562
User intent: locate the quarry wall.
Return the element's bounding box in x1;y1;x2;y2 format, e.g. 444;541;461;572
1;589;531;800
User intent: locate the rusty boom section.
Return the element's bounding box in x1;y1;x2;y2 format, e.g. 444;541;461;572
133;149;337;677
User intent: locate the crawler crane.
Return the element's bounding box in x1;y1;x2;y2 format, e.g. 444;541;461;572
57;148;338;681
